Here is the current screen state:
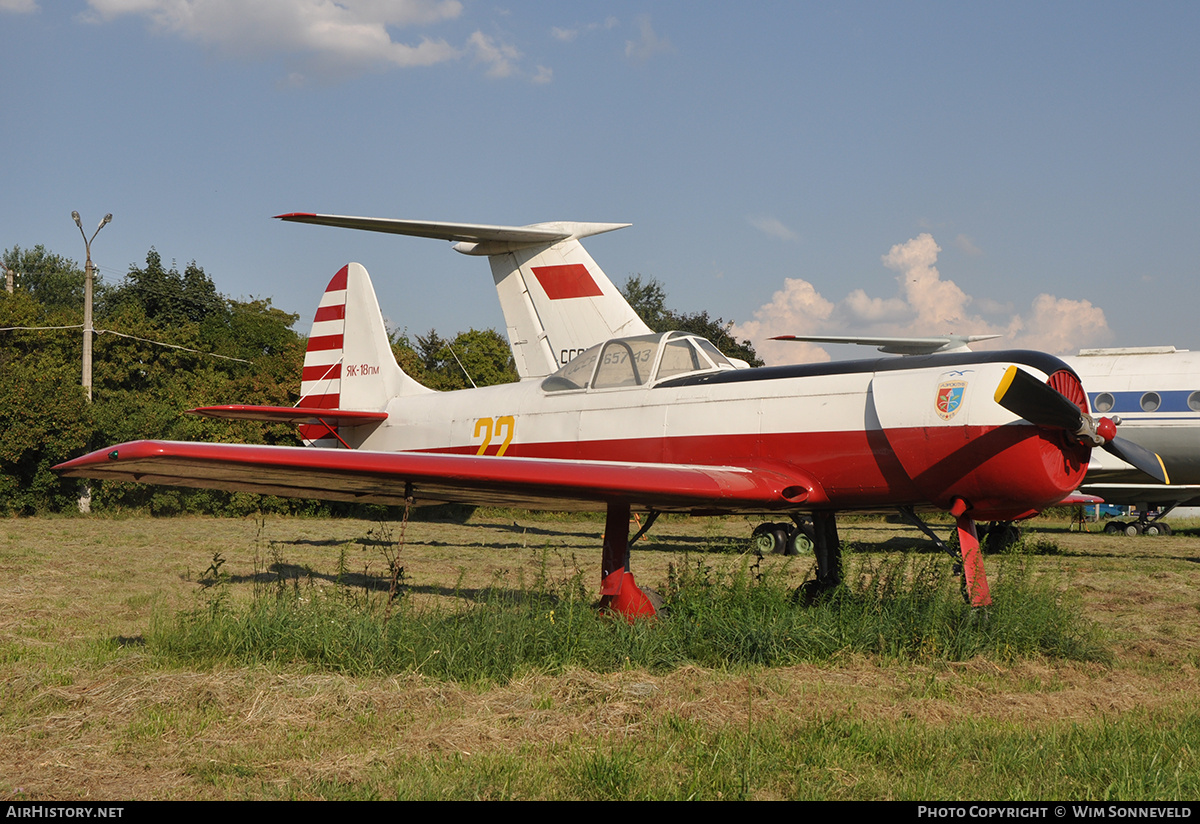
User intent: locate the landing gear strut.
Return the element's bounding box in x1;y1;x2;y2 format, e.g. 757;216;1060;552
598;501;659;619
898;503;992;607
794;511;842;603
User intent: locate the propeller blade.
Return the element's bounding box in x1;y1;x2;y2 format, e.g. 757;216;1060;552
1104;437;1171;485
993;365;1084;432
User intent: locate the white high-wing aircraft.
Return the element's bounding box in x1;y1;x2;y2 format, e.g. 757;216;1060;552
55;219;1163;618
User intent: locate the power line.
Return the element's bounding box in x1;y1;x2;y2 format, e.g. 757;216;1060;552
0;323;252;363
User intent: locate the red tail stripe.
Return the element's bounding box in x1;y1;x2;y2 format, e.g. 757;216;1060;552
306;334;344;352
302;363;342;382
297;393;340;410
298;424;337;441
326;266;349;292
313;304;346;322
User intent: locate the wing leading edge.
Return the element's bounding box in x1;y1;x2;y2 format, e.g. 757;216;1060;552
55;440;821;512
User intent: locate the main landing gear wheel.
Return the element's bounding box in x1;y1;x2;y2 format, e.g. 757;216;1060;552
751;522;789;555
787;523;816;555
981;521;1021;554
751;521;815;556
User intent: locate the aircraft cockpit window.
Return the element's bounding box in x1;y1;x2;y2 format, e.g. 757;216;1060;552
542;332;735;393
593;335;659;389
541;347;599;392
694;339;734;369
655;338;706;380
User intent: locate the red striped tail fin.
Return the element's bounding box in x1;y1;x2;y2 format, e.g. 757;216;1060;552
298;263;430;447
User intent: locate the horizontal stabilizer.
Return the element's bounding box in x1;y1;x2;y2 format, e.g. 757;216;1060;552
275;213;630;251
189;405;388;426
771;334;1001;355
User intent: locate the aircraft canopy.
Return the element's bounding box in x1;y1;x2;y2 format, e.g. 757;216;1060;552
542;332;736;392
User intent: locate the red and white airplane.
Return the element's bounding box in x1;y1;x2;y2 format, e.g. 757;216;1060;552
55;217;1162;618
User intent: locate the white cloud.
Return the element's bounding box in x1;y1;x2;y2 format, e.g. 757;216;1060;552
468;30;521;78
0;0;38;12
531;64;553;85
625;15;673;62
82;0;479;77
748;215;797;242
954;233;982;256
732;232;1112;365
553;16;619;44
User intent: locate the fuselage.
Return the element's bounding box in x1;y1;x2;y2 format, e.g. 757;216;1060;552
343;341;1089;521
1067;347;1200;486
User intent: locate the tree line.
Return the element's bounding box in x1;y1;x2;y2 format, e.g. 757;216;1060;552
1;246;757;516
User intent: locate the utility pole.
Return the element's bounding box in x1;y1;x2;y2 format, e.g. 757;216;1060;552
72;211;111;402
1;262;13;294
72;211;111;513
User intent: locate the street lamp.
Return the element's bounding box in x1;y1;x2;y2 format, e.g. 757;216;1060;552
72;211;112;402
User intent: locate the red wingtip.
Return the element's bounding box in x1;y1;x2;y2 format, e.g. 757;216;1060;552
274;212;316;220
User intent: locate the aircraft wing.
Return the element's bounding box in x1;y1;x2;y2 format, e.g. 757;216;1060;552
1076;484;1200;508
55;441;820;513
770;334;1001;355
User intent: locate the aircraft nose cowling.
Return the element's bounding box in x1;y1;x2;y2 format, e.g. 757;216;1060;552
871;361;1091;521
883;424;1090;521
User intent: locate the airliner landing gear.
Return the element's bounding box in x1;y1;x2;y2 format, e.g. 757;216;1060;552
1103;504;1176;537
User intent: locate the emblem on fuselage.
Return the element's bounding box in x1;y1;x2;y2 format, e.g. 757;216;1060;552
935;379;968;420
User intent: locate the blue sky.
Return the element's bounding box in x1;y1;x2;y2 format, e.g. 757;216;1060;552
3;1;1197;364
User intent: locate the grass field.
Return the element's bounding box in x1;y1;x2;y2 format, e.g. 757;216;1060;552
1;511;1197;800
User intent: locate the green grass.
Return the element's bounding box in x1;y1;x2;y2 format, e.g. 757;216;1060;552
230;708;1200;800
148;545;1108;682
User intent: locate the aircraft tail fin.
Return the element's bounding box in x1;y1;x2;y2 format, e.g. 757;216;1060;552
299;262;430;447
277;214;652;378
471;225;651;378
